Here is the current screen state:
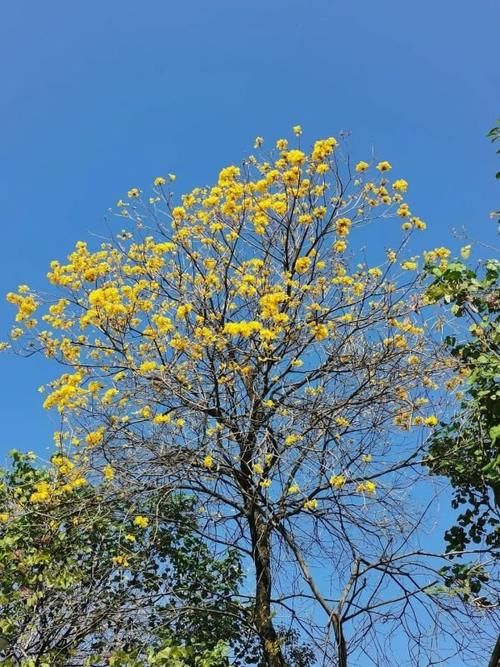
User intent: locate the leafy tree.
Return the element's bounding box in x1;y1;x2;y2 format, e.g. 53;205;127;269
0;451;246;666
425;257;500;665
4;129;497;665
426;258;500;554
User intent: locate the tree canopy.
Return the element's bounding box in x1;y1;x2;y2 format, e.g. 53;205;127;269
3;130;499;666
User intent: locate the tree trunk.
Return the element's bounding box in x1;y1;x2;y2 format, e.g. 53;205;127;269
248;506;287;667
489;634;500;667
334;617;347;667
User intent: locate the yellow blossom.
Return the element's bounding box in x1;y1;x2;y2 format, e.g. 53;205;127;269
85;428;105;447
103;464;114;480
252;463;264;475
303;498;318;511
113;555;129;567
294;256;311;274
335;217;351;237
392;179;408;193
401;261;417;271
355;161;369;172
356;480;376;494
203;454;214;469
333;240;347;253
139;360;157;374
329;474;346;489
133;515;149;528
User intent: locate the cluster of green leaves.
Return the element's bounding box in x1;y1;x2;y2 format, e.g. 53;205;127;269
0;452;246;666
487;119;500;181
426;259;500;558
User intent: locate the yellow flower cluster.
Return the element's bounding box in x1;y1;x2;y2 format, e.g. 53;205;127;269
43;372;87;412
4;128;452;522
6;289;38;322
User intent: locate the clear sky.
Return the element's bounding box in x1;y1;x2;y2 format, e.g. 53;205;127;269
0;0;498;458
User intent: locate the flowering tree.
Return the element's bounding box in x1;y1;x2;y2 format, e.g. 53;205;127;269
4;129;496;665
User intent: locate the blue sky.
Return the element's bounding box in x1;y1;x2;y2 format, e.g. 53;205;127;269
0;0;498;452
1;0;498;460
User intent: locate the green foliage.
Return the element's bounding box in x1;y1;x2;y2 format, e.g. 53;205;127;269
487;119;500;181
0;452;245;666
425;258;500;558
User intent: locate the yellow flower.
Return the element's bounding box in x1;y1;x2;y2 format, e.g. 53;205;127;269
311;137;337;161
461;245;471;259
356;480;376;494
285;434;301;446
413;217;426;230
288;483;300;494
252;463;264;475
113;554;129;567
172;206;186;220
401;261;417;271
355;161;369;172
392;179;408;193
298;213;312;225
294;256;311;274
361;454;372;463
424;415;438;427
140;405;152;419
86;428;105;447
127;188;140;198
333;240;347;253
254;136;264;148
133;515;149;528
292;125;302;136
139;360;157;374
154;176;166;187
153;413;171;425
329;474;346;489
335;217;351;237
259;478;272;488
286;149;306;164
0;513;9;522
376;161;392;172
310;323;328;341
103;464;114;480
176;303;193;319
203;454;214;469
303;498;318;511
29;480;51;504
